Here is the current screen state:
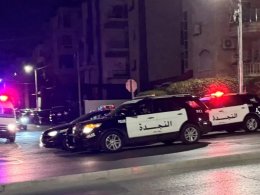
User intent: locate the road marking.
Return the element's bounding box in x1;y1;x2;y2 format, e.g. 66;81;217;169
0;158;22;165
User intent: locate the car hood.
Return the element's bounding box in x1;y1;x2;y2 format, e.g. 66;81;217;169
78;116;113;126
43;123;71;134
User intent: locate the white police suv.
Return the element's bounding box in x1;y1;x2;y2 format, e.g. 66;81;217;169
72;95;211;152
200;93;260;133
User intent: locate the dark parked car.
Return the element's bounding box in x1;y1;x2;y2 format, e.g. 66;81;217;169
49;106;72;124
200;93;260;133
40;110;111;150
72;95;211;152
36;109;51;125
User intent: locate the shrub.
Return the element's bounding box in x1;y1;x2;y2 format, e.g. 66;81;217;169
138;77;239;97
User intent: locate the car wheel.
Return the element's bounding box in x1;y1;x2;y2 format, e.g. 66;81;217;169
244;115;259;132
180;124;200;144
8;136;16;143
101;131;123;152
62;137;77;152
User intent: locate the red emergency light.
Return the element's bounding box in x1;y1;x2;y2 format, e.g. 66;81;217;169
211;91;224;97
0;95;8;102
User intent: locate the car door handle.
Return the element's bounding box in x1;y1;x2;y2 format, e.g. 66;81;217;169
147;117;154;119
219;110;224;112
241;107;245;109
177;113;183;115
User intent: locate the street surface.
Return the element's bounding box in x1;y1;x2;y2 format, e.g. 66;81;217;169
43;161;260;195
1;128;260;184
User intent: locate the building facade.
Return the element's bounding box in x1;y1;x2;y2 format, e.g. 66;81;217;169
182;0;260;79
80;0;183;100
32;0;184;110
32;7;82;109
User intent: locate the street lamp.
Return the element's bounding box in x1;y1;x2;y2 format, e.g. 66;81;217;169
24;65;47;110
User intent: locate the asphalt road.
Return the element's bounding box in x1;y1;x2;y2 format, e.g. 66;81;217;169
1;128;260;184
43;161;260;195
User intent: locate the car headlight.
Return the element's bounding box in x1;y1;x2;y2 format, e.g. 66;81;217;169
72;126;77;134
83;123;101;134
20;116;29;124
7;124;17;132
48;131;58;137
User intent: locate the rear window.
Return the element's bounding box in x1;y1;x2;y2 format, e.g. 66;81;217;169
0;100;15;117
186;101;201;109
186;99;208;110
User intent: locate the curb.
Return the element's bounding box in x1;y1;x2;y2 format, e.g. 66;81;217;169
1;150;260;194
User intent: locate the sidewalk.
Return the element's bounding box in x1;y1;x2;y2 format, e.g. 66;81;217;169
1;148;260;194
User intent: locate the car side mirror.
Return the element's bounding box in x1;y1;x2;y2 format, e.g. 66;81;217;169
119;112;126;116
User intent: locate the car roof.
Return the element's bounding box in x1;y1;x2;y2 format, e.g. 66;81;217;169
134;94;196;100
123;94;198;105
202;93;257;99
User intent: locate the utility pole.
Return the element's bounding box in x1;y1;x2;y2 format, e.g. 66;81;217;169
34;69;38;110
76;52;82;116
238;0;244;93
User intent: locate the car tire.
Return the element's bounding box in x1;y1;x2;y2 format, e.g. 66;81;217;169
8;136;16;143
244;115;259;132
101;131;123;152
62;136;77;152
180;124;200;144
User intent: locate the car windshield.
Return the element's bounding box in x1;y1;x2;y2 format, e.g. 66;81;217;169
70;111;109;123
70;114;91;124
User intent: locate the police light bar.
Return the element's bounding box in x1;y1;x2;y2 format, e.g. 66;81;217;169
0;95;8;102
211;91;224;97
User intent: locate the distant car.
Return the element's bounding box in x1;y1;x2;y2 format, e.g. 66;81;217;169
49;106;72;125
200;93;260;133
36;109;51;125
15;109;31;130
72;95;211;152
40;110;111;150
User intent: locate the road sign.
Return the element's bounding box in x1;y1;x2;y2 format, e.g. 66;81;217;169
126;79;137;92
125;79;137;99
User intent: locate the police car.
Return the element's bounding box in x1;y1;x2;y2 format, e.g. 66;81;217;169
200;92;260;133
72;95;211;152
0;95;17;142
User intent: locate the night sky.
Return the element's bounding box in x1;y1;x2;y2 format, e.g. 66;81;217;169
0;0;82;69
